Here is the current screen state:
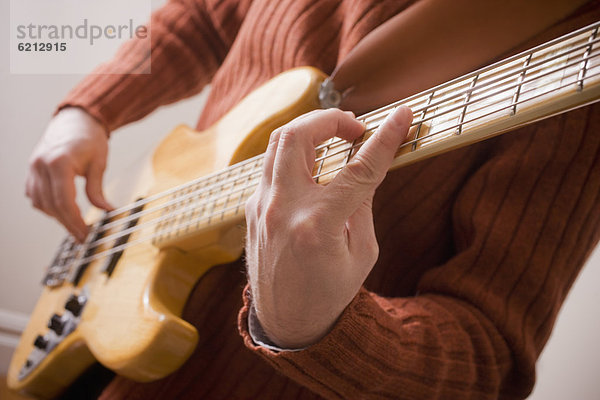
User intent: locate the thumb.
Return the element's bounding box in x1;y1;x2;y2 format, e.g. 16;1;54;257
327;106;412;220
85;161;113;211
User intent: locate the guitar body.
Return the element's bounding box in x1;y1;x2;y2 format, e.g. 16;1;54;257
8;67;326;399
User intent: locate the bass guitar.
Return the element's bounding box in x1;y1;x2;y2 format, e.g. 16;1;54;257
8;20;600;399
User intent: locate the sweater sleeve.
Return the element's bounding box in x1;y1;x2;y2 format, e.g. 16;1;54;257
238;103;600;400
57;0;252;132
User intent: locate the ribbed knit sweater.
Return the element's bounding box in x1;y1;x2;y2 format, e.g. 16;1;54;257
58;1;600;399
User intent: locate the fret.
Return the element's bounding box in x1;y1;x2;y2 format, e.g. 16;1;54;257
149;22;600;251
456;75;479;135
577;27;598;91
391;28;600;170
511;53;533;115
232;164;247;216
206;169;230;224
417;37;599;135
194;175;217;230
190;183;204;227
311;134;358;185
62;22;600;262
412;90;435;151
155;192;177;243
218;167;241;221
419;35;593;144
153;160;264;241
225;162;253;219
314;138;335;184
234;159;260;214
344;138;356;166
181;185;195;233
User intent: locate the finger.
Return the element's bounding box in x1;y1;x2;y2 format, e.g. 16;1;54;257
260;128;283;187
272;109;365;191
260;111;329;188
30;168;58;218
25;172;43;210
47;164;88;241
86;161;113;210
327;106;413;220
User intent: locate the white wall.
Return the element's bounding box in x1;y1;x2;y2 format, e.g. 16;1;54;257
1;1;599;399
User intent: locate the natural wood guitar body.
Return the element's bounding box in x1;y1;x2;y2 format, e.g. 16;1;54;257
7;67;326;399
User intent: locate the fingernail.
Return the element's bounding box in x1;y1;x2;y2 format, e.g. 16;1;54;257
386;106;412;127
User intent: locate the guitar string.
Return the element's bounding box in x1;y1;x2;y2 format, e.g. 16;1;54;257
314;46;582;165
99;48;600;242
89;29;599;226
97;160;264;234
89;172;262;250
317;70;600;178
359;35;600;126
101;152;265;221
59;50;600;259
359;25;600;122
49;22;600;267
58;68;600;267
361;39;600;130
86;45;600;246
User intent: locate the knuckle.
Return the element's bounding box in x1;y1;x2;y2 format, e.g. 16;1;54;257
262;199;283;234
277;125;298;145
53;195;66;208
89;164;105;176
371;127;396;149
298;109;325;120
269;127;283;144
325;108;346;118
47;155;68;170
289;216;321;250
345;154;382;186
30;156;46;170
31;197;42;209
245;193;259;218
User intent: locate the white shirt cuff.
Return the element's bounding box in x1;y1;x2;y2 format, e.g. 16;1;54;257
247;305;306;352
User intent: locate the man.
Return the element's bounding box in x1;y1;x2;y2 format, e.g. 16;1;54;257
26;0;600;398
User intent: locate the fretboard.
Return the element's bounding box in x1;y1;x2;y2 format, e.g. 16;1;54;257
313;21;600;184
149;20;600;247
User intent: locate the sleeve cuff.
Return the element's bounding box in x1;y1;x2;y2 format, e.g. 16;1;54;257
54;104;112;137
247;301;306;352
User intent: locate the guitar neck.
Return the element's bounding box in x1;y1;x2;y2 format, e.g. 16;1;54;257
314;22;600;184
153;21;600;247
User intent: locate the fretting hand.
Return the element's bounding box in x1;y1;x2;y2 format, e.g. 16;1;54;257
245;107;413;348
25;108;113;242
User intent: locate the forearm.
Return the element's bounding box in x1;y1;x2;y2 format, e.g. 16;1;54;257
336;0;590;114
240;288;512;400
59;0;250;132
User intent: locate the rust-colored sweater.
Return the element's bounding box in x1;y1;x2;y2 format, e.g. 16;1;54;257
59;1;600;399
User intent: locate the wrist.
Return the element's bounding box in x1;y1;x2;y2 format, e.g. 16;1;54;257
56;106;110;138
254;303;337;349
